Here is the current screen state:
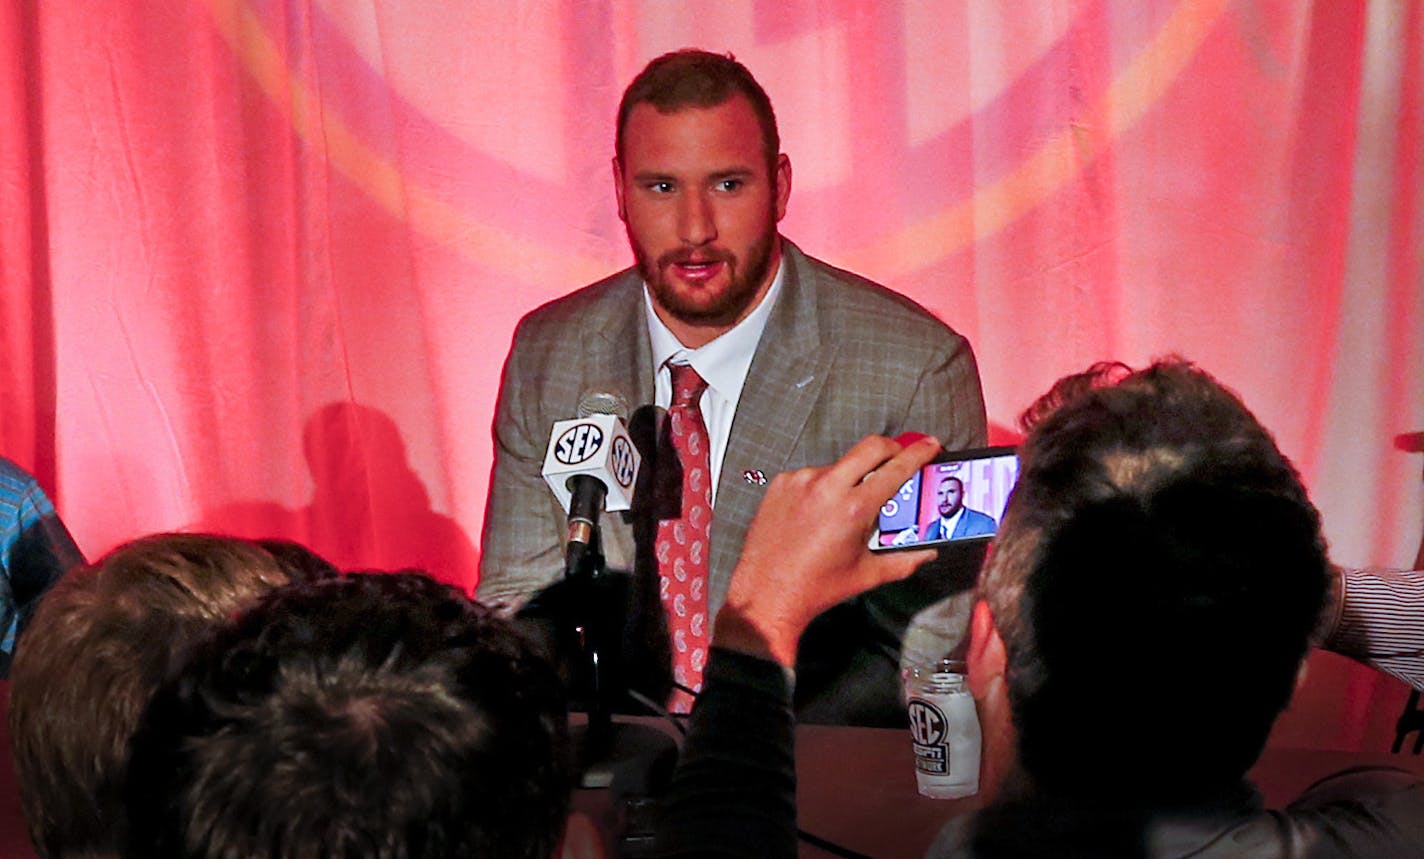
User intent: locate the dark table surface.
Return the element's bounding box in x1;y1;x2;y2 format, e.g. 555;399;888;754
791;724;1424;858
5;686;1424;859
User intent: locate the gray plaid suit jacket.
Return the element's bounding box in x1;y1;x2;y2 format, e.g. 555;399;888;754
478;240;986;721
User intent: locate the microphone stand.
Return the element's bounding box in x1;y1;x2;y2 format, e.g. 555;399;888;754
564;524;678;856
563;533;615;751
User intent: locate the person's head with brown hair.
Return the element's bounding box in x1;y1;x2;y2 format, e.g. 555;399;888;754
969;359;1330;805
124;571;570;859
611;49;793;349
615;49;779;176
7;533;315;859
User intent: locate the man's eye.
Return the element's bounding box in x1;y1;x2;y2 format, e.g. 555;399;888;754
646;181;674;193
716;179;743;192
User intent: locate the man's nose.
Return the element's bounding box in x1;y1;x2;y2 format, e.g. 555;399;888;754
678;189;716;246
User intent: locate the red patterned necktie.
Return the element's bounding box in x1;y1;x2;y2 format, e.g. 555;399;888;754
657;362;711;713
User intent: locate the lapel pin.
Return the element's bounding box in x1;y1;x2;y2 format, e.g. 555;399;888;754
743;469;767;485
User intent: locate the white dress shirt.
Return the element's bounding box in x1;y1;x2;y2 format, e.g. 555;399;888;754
643;260;787;507
931;507;966;539
1327;566;1424;691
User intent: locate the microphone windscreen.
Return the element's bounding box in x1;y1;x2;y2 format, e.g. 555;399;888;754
578;390;629;420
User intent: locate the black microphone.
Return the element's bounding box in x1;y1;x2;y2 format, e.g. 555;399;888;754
533;393;678;815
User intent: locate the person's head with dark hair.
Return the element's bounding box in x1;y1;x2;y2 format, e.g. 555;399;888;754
1014;360;1133;436
8;533;294;859
612;49;792;349
124;571;571;859
968;359;1330;805
615;49;779;175
252;537;340;581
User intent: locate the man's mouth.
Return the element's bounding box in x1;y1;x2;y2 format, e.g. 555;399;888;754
668;256;726;284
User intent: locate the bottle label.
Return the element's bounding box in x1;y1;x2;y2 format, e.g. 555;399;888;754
908;697;950;775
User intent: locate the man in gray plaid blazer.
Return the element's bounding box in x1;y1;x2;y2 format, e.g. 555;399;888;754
478;49;985;723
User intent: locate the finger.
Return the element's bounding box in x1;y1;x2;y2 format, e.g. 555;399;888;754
855;435;941;503
827;434;906;486
861;548;936;590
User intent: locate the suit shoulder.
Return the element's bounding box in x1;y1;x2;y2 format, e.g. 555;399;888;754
513;268;640;341
798;252;968;346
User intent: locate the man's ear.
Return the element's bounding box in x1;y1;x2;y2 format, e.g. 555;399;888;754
773;153;791;222
967;598;1019;802
1294;655;1311;695
612;156;627;222
967;599;1006;697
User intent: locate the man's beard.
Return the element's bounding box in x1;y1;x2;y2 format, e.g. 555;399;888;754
631;226;777;329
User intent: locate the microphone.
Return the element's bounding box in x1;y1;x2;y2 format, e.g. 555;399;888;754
541;391;642;563
537;393;678;811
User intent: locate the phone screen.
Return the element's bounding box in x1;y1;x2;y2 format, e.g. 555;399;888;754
871;446;1019;550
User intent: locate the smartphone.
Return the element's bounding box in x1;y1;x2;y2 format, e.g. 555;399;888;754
870;445;1019;551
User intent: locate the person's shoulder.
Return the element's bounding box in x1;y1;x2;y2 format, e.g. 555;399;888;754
514;267;642;340
789;244;966;343
1270;765;1424;855
0;458;41;505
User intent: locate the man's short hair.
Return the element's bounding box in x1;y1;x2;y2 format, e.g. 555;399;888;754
124;571;571;859
615;48;780;174
980;360;1330;800
8;533;293;859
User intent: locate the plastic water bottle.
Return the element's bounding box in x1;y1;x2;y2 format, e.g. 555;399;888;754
904;658;981;799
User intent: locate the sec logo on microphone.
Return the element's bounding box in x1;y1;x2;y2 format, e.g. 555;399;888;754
554;422;604;465
611;436;635;488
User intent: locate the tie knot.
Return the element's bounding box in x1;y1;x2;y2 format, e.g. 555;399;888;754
668;363;708;408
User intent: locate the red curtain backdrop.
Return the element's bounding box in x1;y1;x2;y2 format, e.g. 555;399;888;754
2;1;1421;749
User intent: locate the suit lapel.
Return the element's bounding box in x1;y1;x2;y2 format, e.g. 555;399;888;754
586;272;656;569
710;242;838;608
588;272;655;410
723;245;832;478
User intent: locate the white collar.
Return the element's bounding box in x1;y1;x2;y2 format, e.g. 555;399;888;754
939;506;966;532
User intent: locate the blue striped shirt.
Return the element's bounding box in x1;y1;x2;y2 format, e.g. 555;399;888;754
1;457;84;676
